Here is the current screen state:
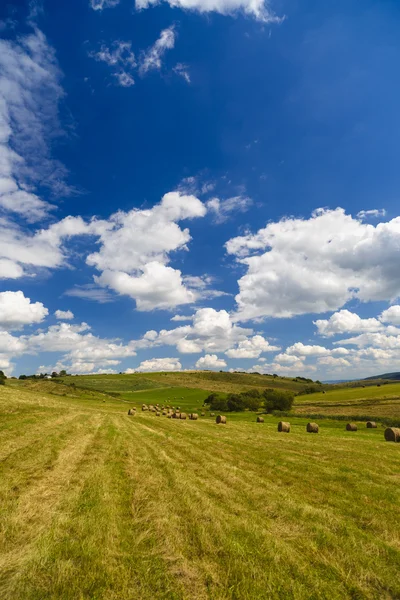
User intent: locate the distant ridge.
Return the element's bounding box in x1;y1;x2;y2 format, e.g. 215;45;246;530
364;372;400;381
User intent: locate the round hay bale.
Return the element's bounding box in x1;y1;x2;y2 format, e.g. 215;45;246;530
190;413;199;420
384;427;400;442
256;416;264;423
346;423;357;431
142;406;148;412
216;415;227;424
172;412;179;419
201;412;205;416
306;422;319;434
156;412;161;417
162;411;167;416
210;412;215;417
167;414;172;419
128;409;135;416
278;421;290;433
180;413;187;420
366;421;377;429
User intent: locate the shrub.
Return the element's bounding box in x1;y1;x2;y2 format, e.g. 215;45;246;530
0;378;5;386
263;388;294;412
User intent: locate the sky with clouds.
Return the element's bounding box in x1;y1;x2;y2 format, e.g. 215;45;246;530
1;0;400;380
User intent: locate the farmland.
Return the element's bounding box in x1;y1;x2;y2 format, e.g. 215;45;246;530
0;374;399;599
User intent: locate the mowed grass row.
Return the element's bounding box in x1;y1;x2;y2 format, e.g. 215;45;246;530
0;385;399;599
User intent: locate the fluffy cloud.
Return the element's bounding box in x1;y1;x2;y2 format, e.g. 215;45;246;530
227;208;400;321
128;357;182;372
225;335;280;358
206;195;253;224
0;28;70;222
380;305;400;326
139;26;176;74
0;291;48;331
195;354;227;369
96;263;197;311
314;309;383;337
135;0;281;21
55;310;74;320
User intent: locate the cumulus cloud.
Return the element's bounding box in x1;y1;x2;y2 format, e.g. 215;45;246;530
314;309;383;337
227;208;400;321
0;28;71;222
206;195;253;224
225;334;280;358
139;26;176;74
0;291;48;331
135;0;281;21
195;354;227;369
379;305;400;326
128;357;182;372
55;310;74;320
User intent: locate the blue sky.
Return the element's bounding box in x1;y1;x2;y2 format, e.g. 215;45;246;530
1;0;400;379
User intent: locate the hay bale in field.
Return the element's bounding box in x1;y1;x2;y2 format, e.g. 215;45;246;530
167;414;172;419
156;412;161;417
180;413;187;420
366;421;377;429
278;421;290;433
190;413;199;420
172;412;179;419
128;409;135;416
306;422;319;433
162;411;167;416
216;415;227;424
257;416;264;423
201;412;205;416
384;427;400;442
210;412;215;417
346;423;357;431
142;406;148;412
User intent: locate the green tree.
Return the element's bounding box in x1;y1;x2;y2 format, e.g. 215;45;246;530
263;388;294;412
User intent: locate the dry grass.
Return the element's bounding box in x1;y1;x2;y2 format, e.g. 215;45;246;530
0;384;399;599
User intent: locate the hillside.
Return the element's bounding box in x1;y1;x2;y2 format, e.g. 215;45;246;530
365;372;400;381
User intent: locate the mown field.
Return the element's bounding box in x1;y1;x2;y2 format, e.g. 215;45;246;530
0;376;400;600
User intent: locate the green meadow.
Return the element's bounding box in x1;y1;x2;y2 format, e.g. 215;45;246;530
0;373;399;599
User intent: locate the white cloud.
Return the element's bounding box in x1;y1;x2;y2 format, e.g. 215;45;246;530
206;195;253;224
90;41;136;87
90;0;120;9
227;208;400;321
225;334;280;358
64;284;114;303
357;209;386;220
55;310;74;320
171;314;193;322
314;309;383;337
139;26;176;75
96;262;198;311
114;72;135;87
195;354;227;369
380;305;400;326
128;357;182;372
0;28;70;222
173;63;191;83
135;0;281;22
0;291;48;331
286;342;330;357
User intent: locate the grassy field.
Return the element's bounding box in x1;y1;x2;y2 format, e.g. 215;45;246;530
0;378;400;600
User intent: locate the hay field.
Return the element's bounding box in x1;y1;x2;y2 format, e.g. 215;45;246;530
293;383;400;419
1;382;399;600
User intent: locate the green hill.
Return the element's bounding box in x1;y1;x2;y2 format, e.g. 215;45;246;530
365;372;400;381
